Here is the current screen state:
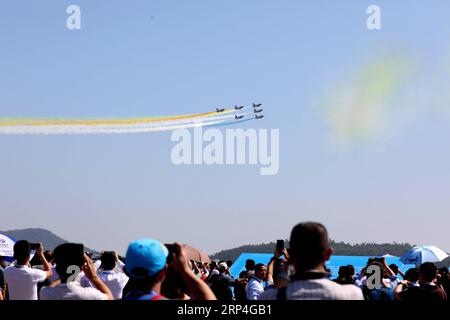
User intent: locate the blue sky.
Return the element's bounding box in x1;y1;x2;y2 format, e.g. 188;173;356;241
1;1;450;254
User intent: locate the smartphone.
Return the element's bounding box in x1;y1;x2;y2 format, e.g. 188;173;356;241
165;244;176;254
276;239;285;252
165;244;176;264
29;243;40;250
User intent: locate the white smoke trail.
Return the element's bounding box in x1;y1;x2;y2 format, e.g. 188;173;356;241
0;118;236;135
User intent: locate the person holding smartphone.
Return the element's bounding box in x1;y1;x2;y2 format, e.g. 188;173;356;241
3;241;52;300
123;239;216;300
91;251;129;299
40;243;113;300
264;243;290;291
259;222;364;300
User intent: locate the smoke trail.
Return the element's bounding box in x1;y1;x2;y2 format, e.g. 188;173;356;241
0;110;235;127
210;118;255;127
0;104;260;135
319;57;411;147
0;119;228;135
0;112;257;135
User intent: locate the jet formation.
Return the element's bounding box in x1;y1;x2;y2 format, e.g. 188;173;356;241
215;103;264;120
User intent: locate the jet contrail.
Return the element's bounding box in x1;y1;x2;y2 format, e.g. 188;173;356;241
0;109;234;127
0;108;257;135
211;118;254;127
0;119;230;135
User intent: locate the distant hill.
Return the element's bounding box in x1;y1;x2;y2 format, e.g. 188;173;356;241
210;240;415;262
1;229;418;263
0;228;96;253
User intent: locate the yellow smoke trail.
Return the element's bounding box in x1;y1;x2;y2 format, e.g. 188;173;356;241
0;109;234;127
0;108;250;135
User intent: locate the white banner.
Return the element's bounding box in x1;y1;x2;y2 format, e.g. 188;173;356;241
0;234;16;257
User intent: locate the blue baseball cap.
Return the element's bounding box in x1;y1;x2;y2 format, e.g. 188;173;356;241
125;239;169;278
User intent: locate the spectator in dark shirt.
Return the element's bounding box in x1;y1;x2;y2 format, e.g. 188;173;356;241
209;262;234;300
399;263;447;301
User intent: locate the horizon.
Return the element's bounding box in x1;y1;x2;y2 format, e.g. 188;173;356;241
0;227;428;256
1;1;450;255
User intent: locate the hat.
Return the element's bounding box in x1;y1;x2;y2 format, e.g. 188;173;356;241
218;262;228;270
125;239;168;278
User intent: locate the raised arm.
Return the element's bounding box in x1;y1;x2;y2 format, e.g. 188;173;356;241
171;243;216;300
267;248;283;285
381;258;396;278
82;254;113;300
36;243;53;279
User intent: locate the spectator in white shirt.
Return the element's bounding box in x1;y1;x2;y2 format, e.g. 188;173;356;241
246;263;267;300
3;241;52;300
40;243;113;300
259;222;364;300
96;251;128;299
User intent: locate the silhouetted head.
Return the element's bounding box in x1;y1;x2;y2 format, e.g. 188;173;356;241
338;266;347;278
389;264;399;275
346;265;355;277
53;243;85;283
419;262;438;283
405;268;420;283
289;222;332;271
13;240;31;265
101;251;117;271
245;259;255;271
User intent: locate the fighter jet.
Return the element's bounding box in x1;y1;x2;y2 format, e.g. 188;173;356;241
253;108;263;113
235;114;244;120
255;115;264;119
234;105;244;110
253;103;262;108
216;107;225;112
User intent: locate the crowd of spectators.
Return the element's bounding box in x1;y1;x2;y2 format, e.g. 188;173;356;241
0;222;448;301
